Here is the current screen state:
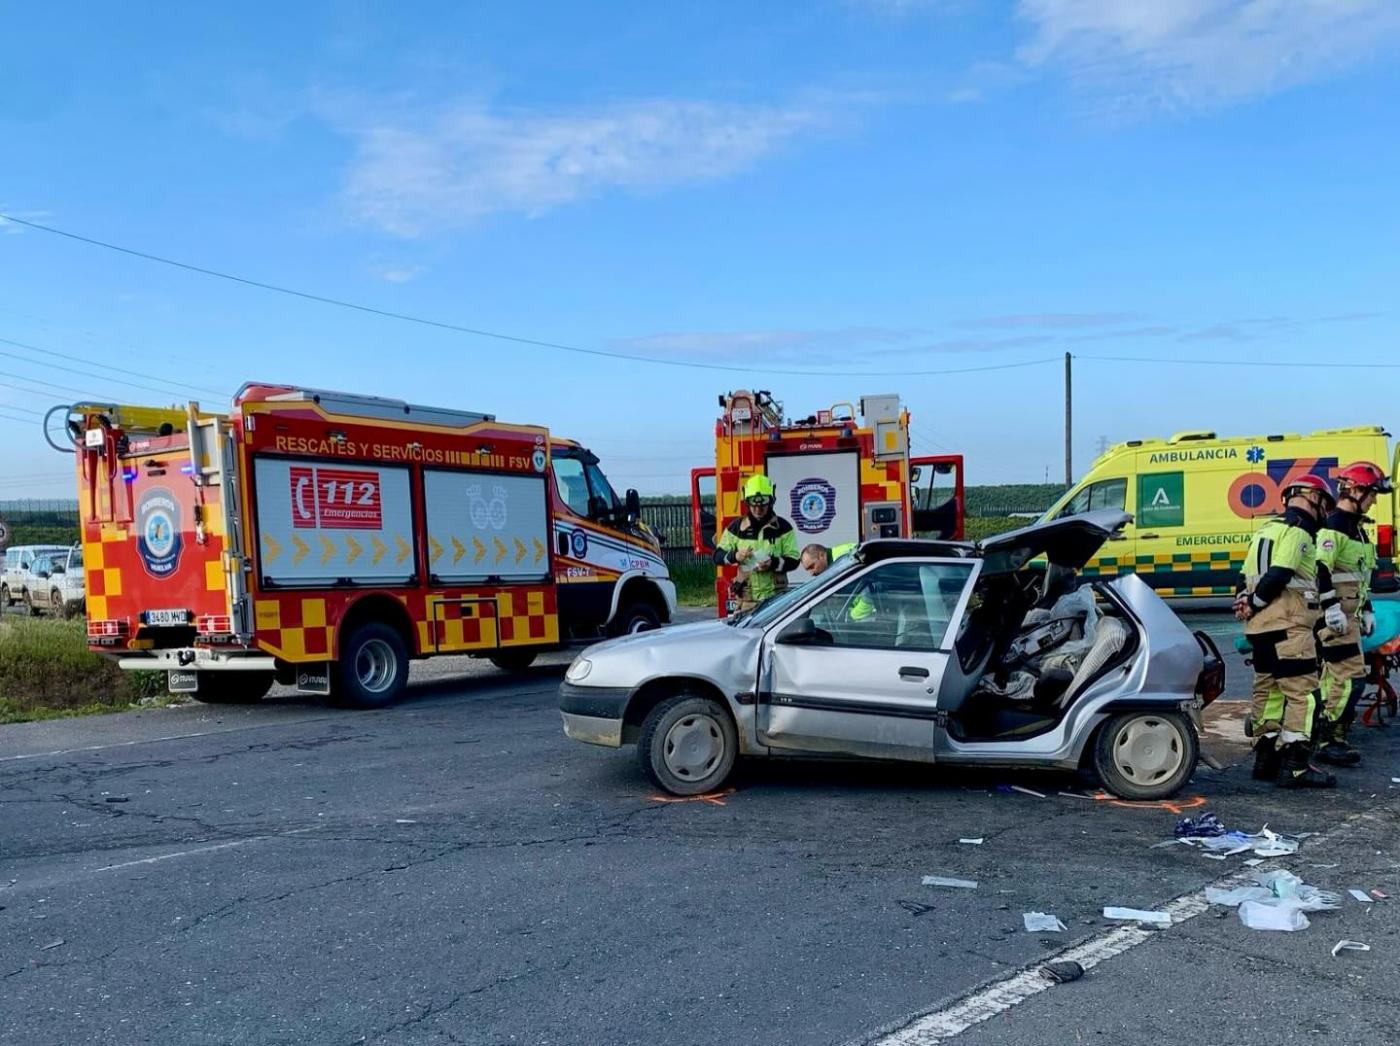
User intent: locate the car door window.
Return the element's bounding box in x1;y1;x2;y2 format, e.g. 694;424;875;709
805;561;973;651
584;462;621;519
552;455;592;517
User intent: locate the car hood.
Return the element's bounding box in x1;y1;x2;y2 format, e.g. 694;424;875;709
978;509;1131;573
573;619;761;691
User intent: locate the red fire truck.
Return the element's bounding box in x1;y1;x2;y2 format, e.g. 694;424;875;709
691;390;964;615
55;383;675;707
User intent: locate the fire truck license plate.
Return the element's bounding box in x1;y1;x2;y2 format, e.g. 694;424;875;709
146;608;189;627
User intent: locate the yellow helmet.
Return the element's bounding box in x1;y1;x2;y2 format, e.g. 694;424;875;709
743;474;776;500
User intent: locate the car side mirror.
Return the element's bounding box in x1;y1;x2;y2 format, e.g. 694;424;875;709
777;617;833;646
37;569;50;579
910;466;922;483
50;564;65;575
625;488;641;525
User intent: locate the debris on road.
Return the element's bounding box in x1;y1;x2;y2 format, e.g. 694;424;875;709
922;876;978;889
103;797;129;804
1010;785;1046;799
1103;907;1172;928
1240;900;1310;931
1332;940;1371;958
1373;890;1388;900
1023;912;1067;932
1349;890;1375;904
958;838;984;845
40;939;65;951
1175;812;1226;838
899;901;936;917
1040;960;1084;983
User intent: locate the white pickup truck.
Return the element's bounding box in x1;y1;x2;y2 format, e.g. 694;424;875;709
24;546;86;618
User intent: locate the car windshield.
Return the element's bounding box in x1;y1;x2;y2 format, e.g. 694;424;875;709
733;554;864;629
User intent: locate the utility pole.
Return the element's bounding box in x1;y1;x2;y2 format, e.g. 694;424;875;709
1063;352;1073;487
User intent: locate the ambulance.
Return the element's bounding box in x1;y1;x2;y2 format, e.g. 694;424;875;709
1041;426;1398;597
690;389;964;615
53;383;674;707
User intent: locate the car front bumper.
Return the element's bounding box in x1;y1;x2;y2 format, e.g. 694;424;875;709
559;682;631;748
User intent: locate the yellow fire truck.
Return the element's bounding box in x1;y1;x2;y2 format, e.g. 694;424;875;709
690;389;964;615
51;383;674;707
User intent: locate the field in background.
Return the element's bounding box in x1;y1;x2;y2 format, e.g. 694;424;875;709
0;617;166;723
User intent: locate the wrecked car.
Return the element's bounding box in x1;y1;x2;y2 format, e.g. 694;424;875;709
559;509;1224;800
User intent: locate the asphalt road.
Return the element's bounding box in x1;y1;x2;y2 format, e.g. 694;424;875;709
2;608;1399;1046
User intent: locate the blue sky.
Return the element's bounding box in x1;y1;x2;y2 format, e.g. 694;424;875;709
3;1;1399;498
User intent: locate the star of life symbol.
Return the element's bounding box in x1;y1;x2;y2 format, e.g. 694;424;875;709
1246;445;1265;464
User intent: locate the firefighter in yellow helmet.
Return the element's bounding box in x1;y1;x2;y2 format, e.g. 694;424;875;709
1314;461;1393;766
1235;474;1336;788
715;474;800;613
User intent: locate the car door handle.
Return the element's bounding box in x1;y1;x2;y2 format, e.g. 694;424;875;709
1137;532;1159;540
898;666;930;679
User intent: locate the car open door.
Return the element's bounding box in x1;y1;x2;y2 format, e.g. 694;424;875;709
977;509;1131;574
757;558;978;761
910;454;964;539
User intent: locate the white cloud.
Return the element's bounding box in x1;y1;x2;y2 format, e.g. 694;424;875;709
370;264;425;284
614;326;923;356
339;98;822;235
1016;0;1400;110
962;311;1137;329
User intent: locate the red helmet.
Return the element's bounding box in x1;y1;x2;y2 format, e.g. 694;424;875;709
1283;473;1336;507
1335;461;1394;496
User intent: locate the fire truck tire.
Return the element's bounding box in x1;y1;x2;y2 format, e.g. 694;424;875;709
192;672;275;704
329;623;409;709
488;650;537;672
608;599;661;637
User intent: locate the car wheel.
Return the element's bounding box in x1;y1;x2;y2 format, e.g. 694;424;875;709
51;591;65;617
22;591;38;617
191;672;275;704
327;622;409;709
1093;710;1198;801
62;599;82;621
0;584;10;607
488;650;537;672
608;599;661;637
637;693;737;796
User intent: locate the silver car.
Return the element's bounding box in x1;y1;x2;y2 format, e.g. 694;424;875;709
560;510;1224;800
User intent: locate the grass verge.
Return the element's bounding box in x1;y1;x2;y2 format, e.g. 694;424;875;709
669;557;717;607
0;617;167;724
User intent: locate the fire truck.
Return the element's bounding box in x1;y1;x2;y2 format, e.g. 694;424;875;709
690;390;964;615
53;383;675;708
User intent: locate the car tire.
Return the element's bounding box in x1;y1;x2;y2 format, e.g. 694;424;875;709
0;584;10;607
191;672;275;704
327;622;409;709
637;693;737;797
22;591;38;617
608;599;661;637
51;591;64;618
488;650;537;672
1093;710;1198;801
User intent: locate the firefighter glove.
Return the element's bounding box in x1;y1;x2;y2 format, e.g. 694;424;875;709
1362;610;1376;637
1324;603;1348;635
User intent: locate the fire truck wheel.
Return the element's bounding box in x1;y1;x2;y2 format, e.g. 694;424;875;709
608;600;661;637
330;623;409;709
192;672;275;704
638;692;737;797
488;650;537;672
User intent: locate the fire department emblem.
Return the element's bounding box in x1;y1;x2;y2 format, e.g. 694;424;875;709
531;448;547;472
790;478;838;535
136;487;184;578
467;485;509;530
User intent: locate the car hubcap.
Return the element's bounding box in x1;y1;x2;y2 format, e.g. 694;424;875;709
355;639;396;693
627;615;654;634
663;713;724;781
1114;717;1184;785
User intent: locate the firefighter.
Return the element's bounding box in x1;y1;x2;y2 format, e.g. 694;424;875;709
798;542;856;576
1234;474;1336;788
1314;461;1392;766
715;475;800;612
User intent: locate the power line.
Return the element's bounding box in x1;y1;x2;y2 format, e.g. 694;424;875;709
0;212;1057;380
0;336;223;397
0;377;97;400
0;345;192;402
0;401;43;417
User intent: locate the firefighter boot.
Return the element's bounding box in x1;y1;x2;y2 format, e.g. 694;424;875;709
1251;736;1281;781
1315;717;1361;767
1276;742;1337;789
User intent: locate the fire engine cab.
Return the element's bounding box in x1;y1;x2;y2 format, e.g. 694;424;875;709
54;383;674;707
691;390;964;616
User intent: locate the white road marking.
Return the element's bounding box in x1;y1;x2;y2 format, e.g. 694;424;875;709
864;811;1374;1045
0;721;331;763
94;827;321;873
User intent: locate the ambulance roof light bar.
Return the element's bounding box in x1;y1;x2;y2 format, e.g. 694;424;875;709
236;382;495;427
